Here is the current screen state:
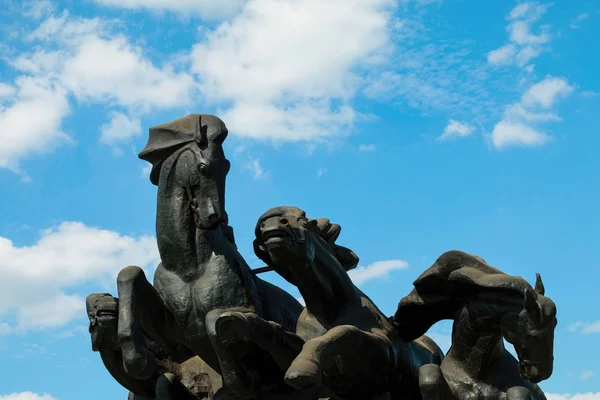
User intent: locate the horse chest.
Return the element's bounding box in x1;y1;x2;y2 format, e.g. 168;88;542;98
191;255;257;313
154;265;194;326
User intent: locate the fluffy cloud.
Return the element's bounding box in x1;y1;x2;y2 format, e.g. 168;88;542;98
0;222;159;333
100;111;142;145
0;75;71;172
491;76;573;149
348;259;408;286
491;121;548;149
487;2;551;68
1;10;195;172
438;119;475;140
92;0;245;20
521;77;574;109
191;0;396;140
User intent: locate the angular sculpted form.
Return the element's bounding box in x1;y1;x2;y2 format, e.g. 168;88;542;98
251;206;444;398
86;114;557;400
394;251;557;400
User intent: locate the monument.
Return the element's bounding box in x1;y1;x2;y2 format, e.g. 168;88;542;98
86;114;557;400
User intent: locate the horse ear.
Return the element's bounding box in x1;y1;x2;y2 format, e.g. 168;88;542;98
534;273;545;296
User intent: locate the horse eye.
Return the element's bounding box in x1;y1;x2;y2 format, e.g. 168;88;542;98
198;164;208;175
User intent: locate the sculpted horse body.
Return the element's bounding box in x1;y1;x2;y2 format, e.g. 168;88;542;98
219;206;443;399
393;251;556;400
110;115;303;398
86;293;223;400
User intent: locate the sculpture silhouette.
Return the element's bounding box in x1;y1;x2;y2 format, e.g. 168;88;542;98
393;251;556;400
85;114;556;400
250;206;444;399
114;115;303;398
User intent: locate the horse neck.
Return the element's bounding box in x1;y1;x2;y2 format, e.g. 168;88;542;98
155;181;213;276
448;291;521;379
294;235;357;323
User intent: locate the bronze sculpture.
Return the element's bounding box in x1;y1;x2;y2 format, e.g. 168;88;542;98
394;251;556;400
86;115;557;400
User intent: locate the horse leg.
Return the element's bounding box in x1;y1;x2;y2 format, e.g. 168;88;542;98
419;364;452;400
216;311;305;371
205;309;261;399
285;325;392;393
117;265;180;380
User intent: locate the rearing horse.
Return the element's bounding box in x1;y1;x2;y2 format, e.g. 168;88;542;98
115;114;303;398
394;250;557;400
219;206;444;399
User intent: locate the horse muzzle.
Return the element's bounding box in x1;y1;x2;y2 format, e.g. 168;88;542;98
519;360;553;383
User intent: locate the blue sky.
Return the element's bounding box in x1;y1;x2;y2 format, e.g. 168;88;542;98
0;0;598;399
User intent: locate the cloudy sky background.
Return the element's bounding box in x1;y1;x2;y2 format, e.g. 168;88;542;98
0;0;599;399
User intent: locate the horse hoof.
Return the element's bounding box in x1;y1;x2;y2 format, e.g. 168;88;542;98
121;341;157;380
285;358;322;389
215;312;251;345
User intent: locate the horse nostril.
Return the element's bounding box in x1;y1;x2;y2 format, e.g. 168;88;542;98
280;218;289;225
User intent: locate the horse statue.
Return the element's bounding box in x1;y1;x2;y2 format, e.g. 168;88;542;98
393;251;557;400
216;206;444;399
93;114;305;399
86;293;222;400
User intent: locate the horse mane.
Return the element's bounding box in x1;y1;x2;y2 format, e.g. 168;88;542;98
393;250;534;341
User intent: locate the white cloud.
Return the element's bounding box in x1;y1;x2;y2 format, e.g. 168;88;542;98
488;2;551;68
92;0;246;20
58;34;195;111
1;10;195;173
490;77;573;149
503;103;560;123
348;259;408;286
569;321;600;334
22;0;56;20
507;2;549;21
508;20;550;46
487;44;516;65
0;393;56;400
547;394;600;400
0;76;71;172
358;144;377;152
515;45;541;67
580;370;595;380
244;158;266;179
100;111;142;145
191;0;395;140
491;121;549;149
438;119;475;140
0;222;159;333
521;77;574;109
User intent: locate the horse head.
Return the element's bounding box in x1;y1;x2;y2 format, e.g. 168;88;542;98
140;114;231;231
253;206;359;284
500;273;557;384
